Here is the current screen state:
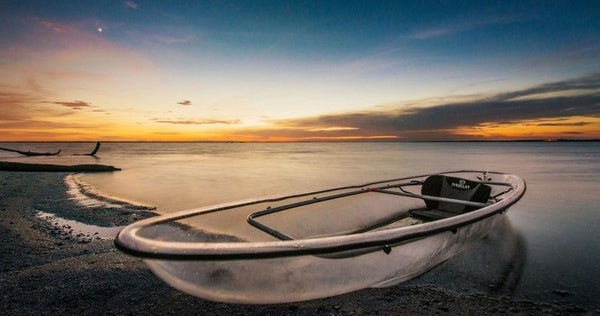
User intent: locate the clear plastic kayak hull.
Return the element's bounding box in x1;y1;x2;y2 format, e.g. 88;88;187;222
115;170;525;303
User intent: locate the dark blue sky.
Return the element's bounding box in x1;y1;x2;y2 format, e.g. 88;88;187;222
5;1;597;61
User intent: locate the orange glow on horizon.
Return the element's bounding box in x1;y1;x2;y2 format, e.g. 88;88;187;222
259;135;400;142
452;116;600;140
4;122;600;142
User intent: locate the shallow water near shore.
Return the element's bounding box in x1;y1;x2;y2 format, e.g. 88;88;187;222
1;141;599;308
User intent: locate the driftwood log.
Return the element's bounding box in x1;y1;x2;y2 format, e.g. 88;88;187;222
1;142;101;157
0;161;120;172
0;146;61;156
74;142;101;156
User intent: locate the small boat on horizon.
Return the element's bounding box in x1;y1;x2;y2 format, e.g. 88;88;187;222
115;170;526;304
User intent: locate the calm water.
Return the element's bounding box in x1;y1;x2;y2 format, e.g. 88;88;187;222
2;141;599;308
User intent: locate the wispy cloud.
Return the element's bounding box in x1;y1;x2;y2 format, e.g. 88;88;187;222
125;1;138;10
0;119;91;130
152;34;195;45
154;119;241;125
491;73;600;101
406;15;523;40
330;50;405;77
0;90;106;135
516;117;595;127
0;77;108;127
248;73;600;140
407;26;459;40
40;70;105;82
177;100;192;106
50;100;92;109
0;84;42;122
534;121;592;127
0;89;38;106
34;18;65;34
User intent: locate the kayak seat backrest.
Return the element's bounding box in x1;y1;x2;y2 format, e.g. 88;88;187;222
421;175;491;214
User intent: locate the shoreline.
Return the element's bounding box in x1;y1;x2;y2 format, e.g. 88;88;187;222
0;171;585;314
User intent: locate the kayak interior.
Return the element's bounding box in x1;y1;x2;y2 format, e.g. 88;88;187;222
115;170;524;260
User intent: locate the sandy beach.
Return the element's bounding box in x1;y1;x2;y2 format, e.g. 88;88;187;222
0;171;586;315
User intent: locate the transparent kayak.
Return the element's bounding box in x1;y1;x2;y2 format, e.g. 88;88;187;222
115;170;526;304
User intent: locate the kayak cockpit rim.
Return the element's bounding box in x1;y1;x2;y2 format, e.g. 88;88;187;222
246;180;501;241
114;170;526;261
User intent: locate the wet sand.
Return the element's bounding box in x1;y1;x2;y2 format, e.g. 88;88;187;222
0;171;583;315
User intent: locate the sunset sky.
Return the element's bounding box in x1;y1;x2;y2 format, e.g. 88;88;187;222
1;1;599;141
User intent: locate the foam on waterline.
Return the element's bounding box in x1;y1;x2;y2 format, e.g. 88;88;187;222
35;210;123;239
64;174;156;211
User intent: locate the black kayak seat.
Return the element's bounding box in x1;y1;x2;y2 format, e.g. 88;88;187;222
409;175;491;220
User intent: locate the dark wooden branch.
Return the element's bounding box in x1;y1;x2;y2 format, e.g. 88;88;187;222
88;141;101;155
0;161;120;172
0;146;61;156
73;142;101;156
